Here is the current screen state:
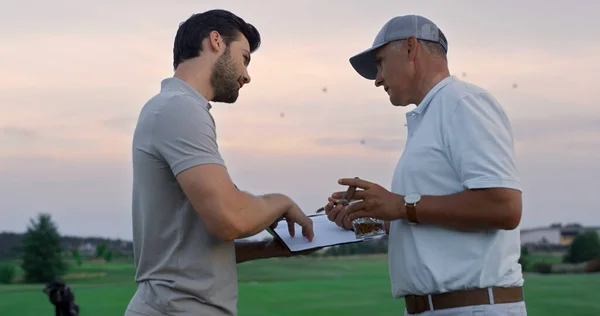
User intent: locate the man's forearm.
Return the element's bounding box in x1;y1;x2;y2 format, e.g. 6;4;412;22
235;240;275;264
401;188;522;231
234;192;290;238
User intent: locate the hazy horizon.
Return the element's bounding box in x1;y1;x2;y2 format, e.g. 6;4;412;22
1;1;599;240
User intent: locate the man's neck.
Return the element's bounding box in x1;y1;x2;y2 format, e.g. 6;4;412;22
413;67;451;106
173;65;213;101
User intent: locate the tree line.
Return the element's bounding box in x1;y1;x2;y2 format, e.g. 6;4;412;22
1;213;599;284
0;213;132;284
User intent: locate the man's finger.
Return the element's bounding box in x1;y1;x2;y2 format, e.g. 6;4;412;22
347;210;370;222
345;200;367;216
342;214;353;230
331;191;348;199
301;219;315;242
286;219;296;237
323;200;334;212
333;206;348;228
347;190;366;201
338;178;373;190
326;204;343;222
331;190;367;200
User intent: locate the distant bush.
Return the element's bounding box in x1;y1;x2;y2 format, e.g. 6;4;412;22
518;247;529;270
104;250;113;263
96;243;107;259
0;263;16;284
530;262;552;274
563;231;600;264
72;250;83;266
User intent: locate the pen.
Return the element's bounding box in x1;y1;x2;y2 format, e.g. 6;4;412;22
316;177;359;213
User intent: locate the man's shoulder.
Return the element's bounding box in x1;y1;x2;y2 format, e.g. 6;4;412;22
138;90;213;127
441;79;495;105
437;80;505;118
143;89;209;115
133;89;215;151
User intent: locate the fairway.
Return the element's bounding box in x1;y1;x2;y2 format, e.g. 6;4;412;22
0;256;598;316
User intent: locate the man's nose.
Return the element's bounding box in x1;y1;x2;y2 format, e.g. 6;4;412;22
374;70;383;87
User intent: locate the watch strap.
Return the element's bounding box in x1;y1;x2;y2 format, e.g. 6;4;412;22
406;202;419;224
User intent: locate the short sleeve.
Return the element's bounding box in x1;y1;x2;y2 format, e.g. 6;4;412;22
445;93;521;191
151;95;225;176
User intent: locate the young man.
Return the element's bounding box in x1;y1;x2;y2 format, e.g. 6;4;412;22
124;10;315;316
324;15;527;315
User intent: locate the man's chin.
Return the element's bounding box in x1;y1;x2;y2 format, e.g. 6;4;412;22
213;93;239;104
225;95;239;104
389;97;402;107
389;96;409;107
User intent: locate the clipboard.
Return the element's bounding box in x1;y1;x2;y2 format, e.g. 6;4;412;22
265;214;363;253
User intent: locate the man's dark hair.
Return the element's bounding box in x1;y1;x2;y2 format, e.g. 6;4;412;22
173;9;261;70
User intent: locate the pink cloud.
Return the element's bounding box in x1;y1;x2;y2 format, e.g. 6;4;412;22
1;30;599;168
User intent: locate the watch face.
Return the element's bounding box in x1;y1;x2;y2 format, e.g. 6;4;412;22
405;193;421;204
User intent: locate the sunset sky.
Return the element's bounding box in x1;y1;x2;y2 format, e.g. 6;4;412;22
1;0;599;240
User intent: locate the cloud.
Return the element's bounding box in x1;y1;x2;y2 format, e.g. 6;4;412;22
1;130;598;240
0;146;402;239
314;136;405;153
512;116;600;142
309;114;600;156
0;155;132;238
511;115;600;160
2;1;599;49
0;126;37;138
103;116;137;134
1;0;600;239
517;152;600;229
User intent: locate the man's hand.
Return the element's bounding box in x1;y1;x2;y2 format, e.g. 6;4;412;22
266;201;314;242
323;200;354;230
281;200;315;242
269;217;283;230
331;177;405;222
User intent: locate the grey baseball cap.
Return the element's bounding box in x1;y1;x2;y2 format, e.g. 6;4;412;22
349;15;448;80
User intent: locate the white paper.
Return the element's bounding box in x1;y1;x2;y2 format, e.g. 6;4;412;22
271;214;361;252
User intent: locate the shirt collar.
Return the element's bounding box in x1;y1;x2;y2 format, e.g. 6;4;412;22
160;77;212;110
410;75;456;116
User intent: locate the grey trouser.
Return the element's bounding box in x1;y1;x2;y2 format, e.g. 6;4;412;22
124;289;165;316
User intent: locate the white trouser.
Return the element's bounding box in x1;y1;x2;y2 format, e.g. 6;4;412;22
404;301;527;316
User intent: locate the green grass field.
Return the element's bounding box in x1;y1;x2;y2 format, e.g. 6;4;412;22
0;256;598;316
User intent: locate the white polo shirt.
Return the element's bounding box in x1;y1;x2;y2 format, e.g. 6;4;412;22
388;75;524;298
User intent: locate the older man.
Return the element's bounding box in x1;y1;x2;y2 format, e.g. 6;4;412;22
124;9;314;316
325;15;526;315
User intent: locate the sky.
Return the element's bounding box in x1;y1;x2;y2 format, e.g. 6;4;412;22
0;0;599;240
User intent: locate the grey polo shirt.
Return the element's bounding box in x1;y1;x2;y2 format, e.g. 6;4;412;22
126;77;237;316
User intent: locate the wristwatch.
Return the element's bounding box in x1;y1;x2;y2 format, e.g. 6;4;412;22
404;193;421;225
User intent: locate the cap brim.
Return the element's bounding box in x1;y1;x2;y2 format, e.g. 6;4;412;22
349;43;387;80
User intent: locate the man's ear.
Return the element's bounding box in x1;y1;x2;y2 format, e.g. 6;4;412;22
406;36;418;61
208;30;224;53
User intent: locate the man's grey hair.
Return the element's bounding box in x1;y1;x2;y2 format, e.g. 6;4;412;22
390;40;446;59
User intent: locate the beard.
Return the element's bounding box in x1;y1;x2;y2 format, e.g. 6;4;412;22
210;48;241;104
